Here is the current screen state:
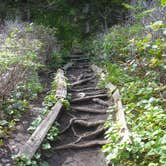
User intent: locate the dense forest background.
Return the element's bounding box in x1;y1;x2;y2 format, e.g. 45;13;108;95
0;0;166;165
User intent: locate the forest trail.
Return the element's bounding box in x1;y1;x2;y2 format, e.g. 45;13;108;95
45;52;110;166
0;51;111;166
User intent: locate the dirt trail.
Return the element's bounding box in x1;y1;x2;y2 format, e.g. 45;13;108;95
45;53;110;166
0;53;110;166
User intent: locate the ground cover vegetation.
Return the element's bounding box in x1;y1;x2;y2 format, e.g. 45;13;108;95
83;0;166;165
0;21;59;144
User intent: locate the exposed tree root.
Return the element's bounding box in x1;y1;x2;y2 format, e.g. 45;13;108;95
83;73;94;78
71;57;89;61
73;90;106;98
69;74;77;81
73;92;86;98
60;118;88;134
54;140;109;150
63;62;73;71
92;98;109;106
77;74;84;81
83;90;106;96
83;69;93;73
71;94;108;102
60;118;105;134
74;127;106;143
71;106;106;114
69;87;101;92
74;119;105;127
70;75;96;87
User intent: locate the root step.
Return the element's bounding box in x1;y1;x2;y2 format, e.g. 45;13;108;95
71;106;106;114
54;140;109;150
71;94;108;102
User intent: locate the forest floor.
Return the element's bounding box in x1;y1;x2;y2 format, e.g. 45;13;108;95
0;53;111;166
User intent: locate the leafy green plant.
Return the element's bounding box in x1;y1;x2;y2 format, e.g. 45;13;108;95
24;70;69;164
102;64;166;165
86;11;165;164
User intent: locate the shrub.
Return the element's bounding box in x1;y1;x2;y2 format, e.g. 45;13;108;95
0;20;59;99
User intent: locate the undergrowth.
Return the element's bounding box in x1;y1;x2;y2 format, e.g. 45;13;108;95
83;1;166;165
0;20;69;149
102;63;166;166
14;70;69;165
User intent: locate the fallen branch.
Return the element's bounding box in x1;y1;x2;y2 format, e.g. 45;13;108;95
71;94;108;103
54;140;109;150
92;98;109;107
18;69;67;159
70;75;96;87
71;106;106;114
